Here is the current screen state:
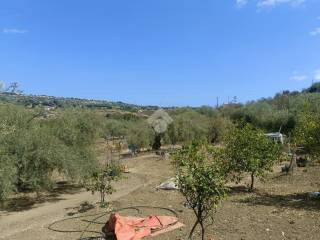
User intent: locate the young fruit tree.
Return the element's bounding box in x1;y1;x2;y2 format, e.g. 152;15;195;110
225;124;281;191
85;164;122;207
172;142;227;240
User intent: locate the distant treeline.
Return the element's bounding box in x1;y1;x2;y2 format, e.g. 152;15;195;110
219;82;320;134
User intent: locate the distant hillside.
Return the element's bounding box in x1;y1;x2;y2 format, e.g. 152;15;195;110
0;92;159;111
1;81;319;118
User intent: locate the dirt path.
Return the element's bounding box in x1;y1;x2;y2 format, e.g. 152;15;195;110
0;154;164;240
2;153;319;240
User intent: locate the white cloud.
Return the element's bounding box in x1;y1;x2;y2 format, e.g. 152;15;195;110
236;0;248;7
314;70;320;81
290;70;320;82
310;27;320;36
3;28;28;34
290;74;308;82
257;0;306;8
237;0;307;8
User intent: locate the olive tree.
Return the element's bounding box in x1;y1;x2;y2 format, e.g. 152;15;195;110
6;82;22;94
208;116;234;144
225;124;281;191
0;105;101;199
126;120;153;153
172;142;227;240
167;110;210;145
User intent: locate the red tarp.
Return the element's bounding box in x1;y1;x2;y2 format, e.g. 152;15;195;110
105;212;183;240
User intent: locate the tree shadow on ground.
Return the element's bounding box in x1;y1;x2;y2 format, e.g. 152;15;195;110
271;172;290;180
0;194;65;212
80;238;108;240
0;181;83;212
236;192;320;211
228;185;250;195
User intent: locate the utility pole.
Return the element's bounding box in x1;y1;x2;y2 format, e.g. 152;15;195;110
232;96;238;104
216;97;219;108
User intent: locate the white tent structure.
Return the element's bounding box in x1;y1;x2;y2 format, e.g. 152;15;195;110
265;132;284;144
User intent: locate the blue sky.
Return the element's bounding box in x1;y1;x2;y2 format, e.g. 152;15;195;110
0;0;319;106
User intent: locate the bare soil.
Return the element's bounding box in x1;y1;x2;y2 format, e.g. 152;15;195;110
0;153;319;240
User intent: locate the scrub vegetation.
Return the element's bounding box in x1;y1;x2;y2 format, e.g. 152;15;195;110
0;83;320;240
0;82;320;207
